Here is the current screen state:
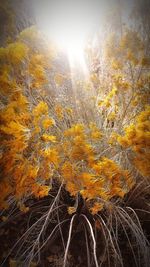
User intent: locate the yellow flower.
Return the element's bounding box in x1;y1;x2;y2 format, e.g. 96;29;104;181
89;123;103;140
0;121;30;139
108;132;118;145
55;104;64;119
111;187;126;198
66;181;79;196
42;118;55;129
41;134;57;142
33;101;48;117
32;184;51;198
19;203;29;213
117;136;130;147
68;206;76;215
97;100;103;107
90;202;104;215
43;148;60;166
79;172;94;186
61;161;76;180
6;42;29;64
65;107;73;115
104;100;111;108
108;112;116;121
64;124;84;137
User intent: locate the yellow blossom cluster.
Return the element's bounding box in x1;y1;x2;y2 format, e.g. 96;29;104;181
0;26;148;216
117;106;150;177
97;87;117;108
0;91;135;213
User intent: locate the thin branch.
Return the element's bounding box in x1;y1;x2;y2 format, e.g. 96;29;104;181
81;214;99;267
63;214;76;267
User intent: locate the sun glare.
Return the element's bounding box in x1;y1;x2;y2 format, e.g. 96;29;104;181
62;36;84;62
35;1;99;69
52;30;87;69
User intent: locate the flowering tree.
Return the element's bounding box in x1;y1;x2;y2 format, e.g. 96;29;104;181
0;4;150;267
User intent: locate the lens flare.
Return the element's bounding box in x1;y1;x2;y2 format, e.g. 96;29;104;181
34;0;100;68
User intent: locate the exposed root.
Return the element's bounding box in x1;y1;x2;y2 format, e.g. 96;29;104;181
63;214;76;267
81;214;99;267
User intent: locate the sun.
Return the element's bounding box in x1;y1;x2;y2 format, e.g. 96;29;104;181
34;1;98;68
53;29;87;68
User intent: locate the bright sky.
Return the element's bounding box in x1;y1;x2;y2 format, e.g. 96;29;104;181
32;0;136;63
